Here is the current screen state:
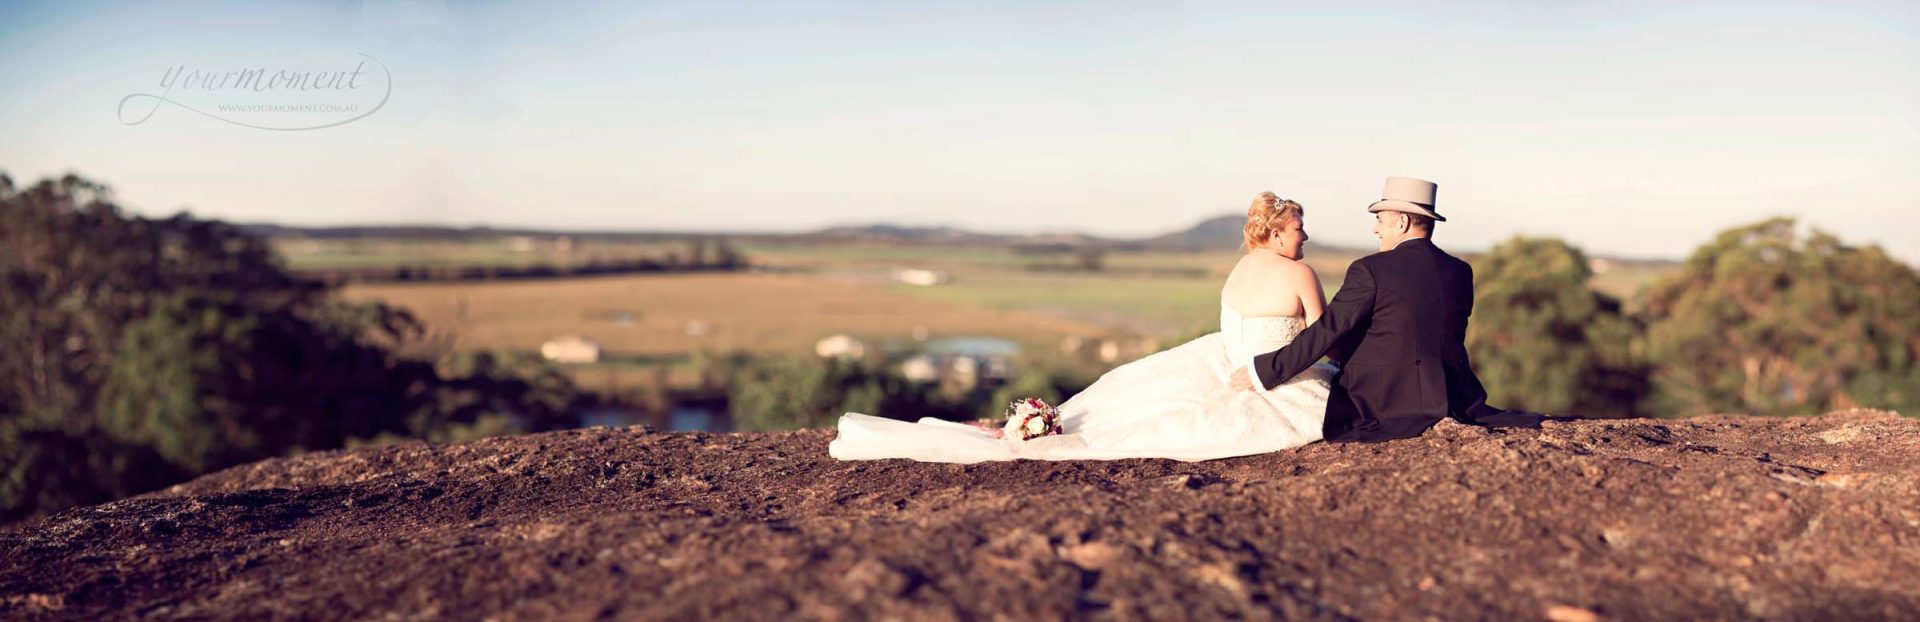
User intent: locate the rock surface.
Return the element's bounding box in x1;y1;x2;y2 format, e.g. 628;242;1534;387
4;411;1918;620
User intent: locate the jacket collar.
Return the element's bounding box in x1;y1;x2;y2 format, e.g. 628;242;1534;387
1391;236;1434;251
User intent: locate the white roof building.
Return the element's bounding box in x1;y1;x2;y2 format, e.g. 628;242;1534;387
894;268;950;287
540;335;602;364
815;334;868;360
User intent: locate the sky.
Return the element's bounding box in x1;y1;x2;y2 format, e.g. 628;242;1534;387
1;0;1916;259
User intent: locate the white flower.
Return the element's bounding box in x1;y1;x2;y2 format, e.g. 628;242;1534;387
1002;398;1057;441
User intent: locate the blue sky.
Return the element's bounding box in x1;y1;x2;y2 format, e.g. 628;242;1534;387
1;0;1916;259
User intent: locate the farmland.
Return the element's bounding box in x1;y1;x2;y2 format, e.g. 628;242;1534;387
313;237;1676;393
341;271;1107;359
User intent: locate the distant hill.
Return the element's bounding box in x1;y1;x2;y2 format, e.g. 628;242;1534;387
239;219;1672;268
1134;214;1374;255
807;224;1015;244
806;223;1113;247
1134;214;1244;250
239;223;724;243
813;214;1374;253
244;222;1112;247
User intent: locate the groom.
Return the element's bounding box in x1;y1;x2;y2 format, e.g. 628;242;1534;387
1229;176;1538;442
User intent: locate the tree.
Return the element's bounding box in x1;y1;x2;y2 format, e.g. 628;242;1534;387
1;172;591;521
1641;218;1920;416
92;294;446;473
1;420;180;522
1466;236;1649;418
1;174;324;423
727;356;933;431
1075;249;1105;272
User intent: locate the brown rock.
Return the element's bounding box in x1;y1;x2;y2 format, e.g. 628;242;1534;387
1545;604;1600;622
3;411;1919;620
1059;542;1124;571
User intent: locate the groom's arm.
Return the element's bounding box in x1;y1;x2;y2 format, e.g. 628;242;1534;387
1249;260;1377;391
1442;262;1502;422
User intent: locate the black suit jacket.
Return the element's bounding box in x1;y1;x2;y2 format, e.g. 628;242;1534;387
1251;238;1502;442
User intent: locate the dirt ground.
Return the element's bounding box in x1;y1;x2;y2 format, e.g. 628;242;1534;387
4;410;1917;621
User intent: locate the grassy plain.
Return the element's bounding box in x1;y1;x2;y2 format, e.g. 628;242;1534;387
339;271;1110;389
743;242;1364;336
331;239;1675;390
343;271;1106;357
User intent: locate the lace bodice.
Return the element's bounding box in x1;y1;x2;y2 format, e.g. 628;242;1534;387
1220;302;1305;366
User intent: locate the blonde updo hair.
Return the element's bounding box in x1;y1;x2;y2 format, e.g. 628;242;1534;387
1243;192;1304;250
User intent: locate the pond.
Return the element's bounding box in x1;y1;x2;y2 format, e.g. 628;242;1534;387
922;336;1022;357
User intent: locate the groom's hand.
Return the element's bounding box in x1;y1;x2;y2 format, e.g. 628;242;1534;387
1228;367;1254;392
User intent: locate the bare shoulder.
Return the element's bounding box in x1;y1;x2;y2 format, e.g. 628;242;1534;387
1267;255;1319;286
1228;251;1281;283
1229;254;1318;292
1285;258;1320;280
1234;251;1287;270
1223;253;1311;316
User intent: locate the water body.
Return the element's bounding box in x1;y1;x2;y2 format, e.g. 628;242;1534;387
923;336;1022;357
668;406;726;432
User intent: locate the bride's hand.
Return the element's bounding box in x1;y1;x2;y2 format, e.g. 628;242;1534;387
1228;367;1254;392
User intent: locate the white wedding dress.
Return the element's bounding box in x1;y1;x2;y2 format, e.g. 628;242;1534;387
828;301;1334;462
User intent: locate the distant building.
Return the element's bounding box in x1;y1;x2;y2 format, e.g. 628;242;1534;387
815;334;868;360
894;268;950;287
898;336;1020;389
540;335;602;364
900;356;940;383
950;356;980;386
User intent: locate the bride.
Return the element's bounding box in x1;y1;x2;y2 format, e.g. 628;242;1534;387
829;192;1335;462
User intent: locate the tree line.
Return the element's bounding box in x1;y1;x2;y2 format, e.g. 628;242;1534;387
1466;219;1920;418
297;239;746;285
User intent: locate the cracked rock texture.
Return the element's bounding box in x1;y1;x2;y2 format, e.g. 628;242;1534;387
3;410;1918;620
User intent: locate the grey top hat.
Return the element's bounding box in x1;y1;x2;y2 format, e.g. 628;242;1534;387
1366;176;1446;222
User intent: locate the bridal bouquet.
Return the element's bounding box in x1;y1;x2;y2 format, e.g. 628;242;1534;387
1002;397;1062;441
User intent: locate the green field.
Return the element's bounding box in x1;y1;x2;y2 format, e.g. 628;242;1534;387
744;242;1366;336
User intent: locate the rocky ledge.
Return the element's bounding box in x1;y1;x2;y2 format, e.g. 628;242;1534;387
3;411;1918;621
